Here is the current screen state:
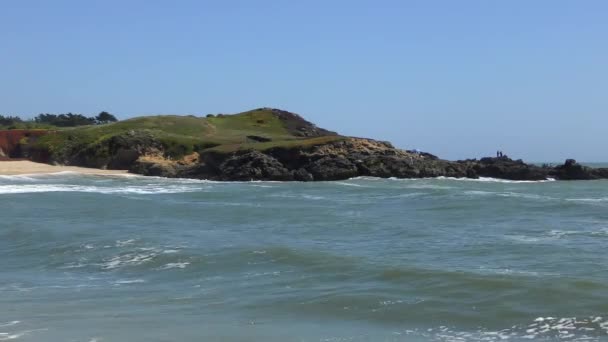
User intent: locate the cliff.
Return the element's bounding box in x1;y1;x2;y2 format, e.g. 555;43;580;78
0;129;49;160
3;108;607;181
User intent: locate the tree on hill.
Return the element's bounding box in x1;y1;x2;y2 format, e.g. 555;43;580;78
95;111;118;124
0;115;23;127
34;113;97;127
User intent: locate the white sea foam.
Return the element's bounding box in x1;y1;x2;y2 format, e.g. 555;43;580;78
0;175;39;181
504;234;548;244
101;250;160;269
0;184;203;195
249;184;275;188
113;279;146;285
349;175;554;184
301;194;326;200
0;322;43;341
394;192;426;198
498;192;556;200
161;262;190;269
333;181;366;187
59;262;88;269
407;184;454;190
549;228;608;238
463;190;556;201
402;316;608;341
477;266;552;277
0;332;26;340
115;239;136;247
464;190;495;196
162;249;180;254
566;197;608;203
435;176;556;183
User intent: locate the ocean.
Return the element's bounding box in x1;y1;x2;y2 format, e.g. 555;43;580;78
1;173;608;341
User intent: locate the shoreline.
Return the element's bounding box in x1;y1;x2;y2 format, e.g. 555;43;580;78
0;158;608;183
0;160;128;176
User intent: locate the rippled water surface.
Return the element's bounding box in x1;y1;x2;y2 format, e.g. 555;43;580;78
1;172;608;341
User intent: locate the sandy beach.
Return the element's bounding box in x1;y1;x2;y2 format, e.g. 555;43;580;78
0;160;128;176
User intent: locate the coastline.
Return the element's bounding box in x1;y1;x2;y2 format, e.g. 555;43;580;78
0;160;128;176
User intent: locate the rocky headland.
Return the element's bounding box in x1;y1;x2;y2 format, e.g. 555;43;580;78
1;108;607;181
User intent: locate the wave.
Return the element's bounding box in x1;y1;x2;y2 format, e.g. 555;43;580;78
398;316;608;342
0;321;47;342
269;193;328;201
332;181;367;187
0;321;19;328
112;279;146;285
349;176;556;184
0;184;204;195
406;184;454;190
549;228;608;238
462;190;558;201
436;176;556;183
505;228;608;244
566;197;608;203
0;174;40;181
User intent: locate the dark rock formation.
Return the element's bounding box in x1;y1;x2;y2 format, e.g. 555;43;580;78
462;157;548;181
132;138;473;181
550;159;608;180
215;151;294;181
130;140;608;182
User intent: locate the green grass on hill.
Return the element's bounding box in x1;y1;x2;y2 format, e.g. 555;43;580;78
30;108;341;162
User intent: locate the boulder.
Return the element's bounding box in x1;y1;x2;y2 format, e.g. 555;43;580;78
218;151;293;181
550;159;596;180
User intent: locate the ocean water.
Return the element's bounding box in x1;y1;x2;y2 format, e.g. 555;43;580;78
1;173;608;342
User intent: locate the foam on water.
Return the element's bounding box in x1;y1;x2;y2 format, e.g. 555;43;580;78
566;197;608;203
463;190;557;201
428;176;556;183
101;251;160;269
0;184;203;195
113;279;146;285
333;181;367;188
0;321;48;342
446;176;555;183
0;322;19;329
161;262;190;269
399;316;608;341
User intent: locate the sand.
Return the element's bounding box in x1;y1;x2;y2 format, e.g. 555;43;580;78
0;160;128;176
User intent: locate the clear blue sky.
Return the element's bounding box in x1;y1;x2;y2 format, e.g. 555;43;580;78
1;1;607;161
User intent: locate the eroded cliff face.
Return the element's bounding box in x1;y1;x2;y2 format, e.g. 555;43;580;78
127;137;608;181
129;137;466;181
0;130;49;160
2;128;606;182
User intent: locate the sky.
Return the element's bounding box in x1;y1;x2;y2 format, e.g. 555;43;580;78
1;0;607;161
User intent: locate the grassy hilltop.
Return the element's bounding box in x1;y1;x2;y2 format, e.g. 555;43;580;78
26;108;342;167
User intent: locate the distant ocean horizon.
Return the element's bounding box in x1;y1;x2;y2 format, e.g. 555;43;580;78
2;173;608;341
